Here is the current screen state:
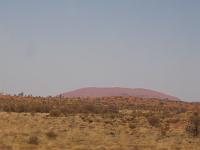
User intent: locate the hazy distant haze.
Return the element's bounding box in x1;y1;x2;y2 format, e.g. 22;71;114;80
0;0;200;101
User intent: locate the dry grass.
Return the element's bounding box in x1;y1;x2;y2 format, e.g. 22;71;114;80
0;111;199;150
0;96;200;150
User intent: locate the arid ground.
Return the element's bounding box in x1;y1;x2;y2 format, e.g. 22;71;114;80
0;95;200;150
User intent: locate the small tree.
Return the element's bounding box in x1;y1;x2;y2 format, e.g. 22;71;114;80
18;92;24;97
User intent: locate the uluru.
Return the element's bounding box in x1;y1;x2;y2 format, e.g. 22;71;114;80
60;87;180;101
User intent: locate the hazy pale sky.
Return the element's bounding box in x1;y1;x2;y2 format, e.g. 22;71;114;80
0;0;200;101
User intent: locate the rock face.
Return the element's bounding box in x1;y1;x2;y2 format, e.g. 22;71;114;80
60;87;180;101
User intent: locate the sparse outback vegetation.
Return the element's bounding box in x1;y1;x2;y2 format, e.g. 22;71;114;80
0;95;200;150
186;112;200;137
46;131;57;139
28;135;39;145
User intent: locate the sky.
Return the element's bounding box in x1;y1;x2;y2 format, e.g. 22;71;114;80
0;0;200;101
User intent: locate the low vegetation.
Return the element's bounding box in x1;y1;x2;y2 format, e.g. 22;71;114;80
46;131;57;139
0;95;199;150
186;112;200;137
28;135;39;145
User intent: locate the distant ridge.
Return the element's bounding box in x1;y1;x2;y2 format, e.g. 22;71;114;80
60;87;180;101
0;92;5;95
